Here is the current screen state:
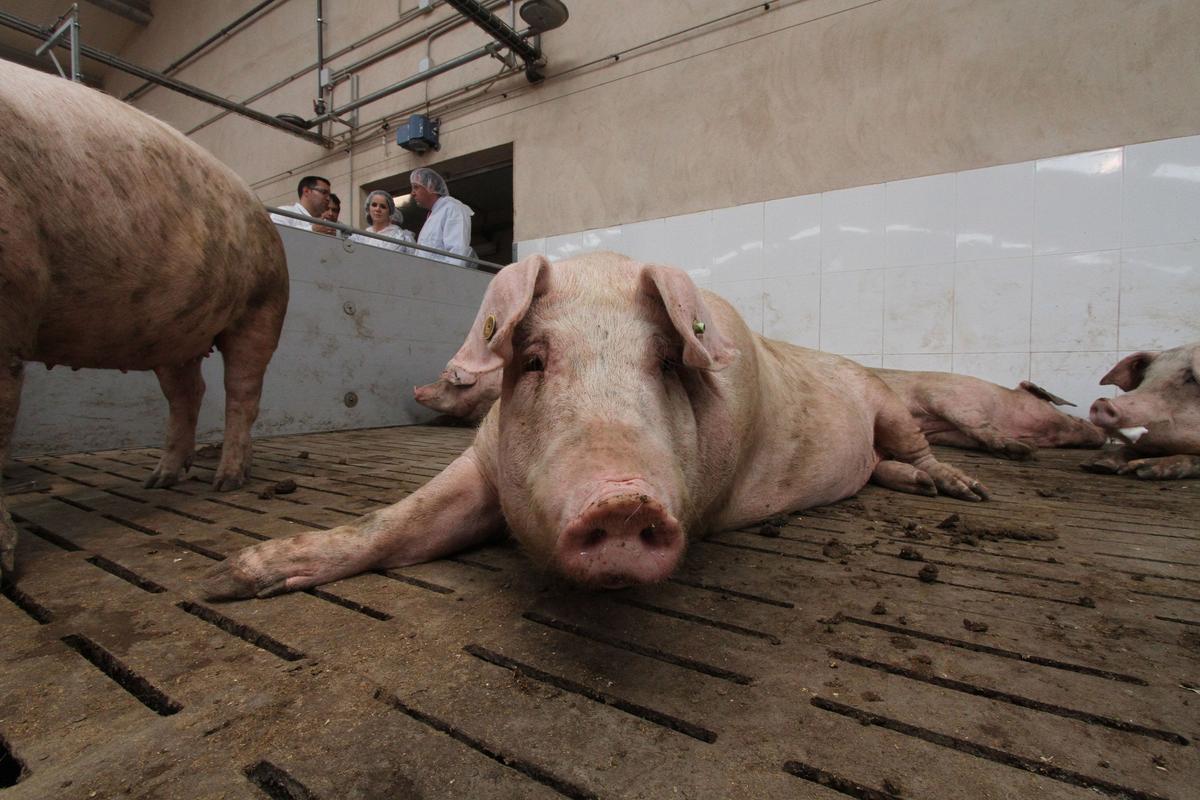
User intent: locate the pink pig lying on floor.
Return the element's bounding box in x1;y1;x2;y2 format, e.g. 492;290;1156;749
873;369;1105;459
203;252;987;598
1083;343;1200;480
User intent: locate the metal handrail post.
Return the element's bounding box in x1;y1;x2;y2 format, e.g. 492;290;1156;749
34;4;81;82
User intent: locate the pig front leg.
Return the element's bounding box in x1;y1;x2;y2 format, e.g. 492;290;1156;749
145;358;205;488
872;388;989;501
1117;454;1200;480
201;448;504;599
1;357;24;582
1079;447;1131;474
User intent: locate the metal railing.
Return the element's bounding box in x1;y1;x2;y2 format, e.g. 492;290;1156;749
265;206;503;274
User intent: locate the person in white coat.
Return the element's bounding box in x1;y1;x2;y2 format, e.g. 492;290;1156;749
269;175;330;230
348;190;415;254
409;167;476;265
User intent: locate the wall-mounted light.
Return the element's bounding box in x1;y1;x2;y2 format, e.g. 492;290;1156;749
519;0;569;32
397;114;441;153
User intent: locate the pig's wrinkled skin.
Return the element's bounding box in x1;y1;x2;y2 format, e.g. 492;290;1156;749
203;252;986;598
1082;343;1200;480
414;363;500;421
873;369;1105;459
0;62;289;582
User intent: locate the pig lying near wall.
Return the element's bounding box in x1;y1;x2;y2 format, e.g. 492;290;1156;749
414;363;500;422
873;369;1105;459
0;61;289;582
204;252;986;598
1084;343;1200;480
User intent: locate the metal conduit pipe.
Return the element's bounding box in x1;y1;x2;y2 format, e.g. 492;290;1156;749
122;0;280;102
0;8;331;147
326;0;507;86
184;0;483;138
444;0;541;65
315;0;326;114
305;38;514;128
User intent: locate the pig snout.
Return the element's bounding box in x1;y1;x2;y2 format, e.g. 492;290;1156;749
555;490;683;589
1089;397;1122;429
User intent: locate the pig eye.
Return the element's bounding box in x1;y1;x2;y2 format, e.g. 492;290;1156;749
660;355;680;374
1186;370;1197;385
523;354;544;373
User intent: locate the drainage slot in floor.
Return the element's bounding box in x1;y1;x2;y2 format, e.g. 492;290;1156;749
52;495;94;512
828;649;1188;745
668;576;795;608
0;731;27;788
702;539;826;563
243;760;316;800
1;584;53;624
866;568;1092;607
379;570;455;595
304;588;392;621
1155;615;1199;627
86;555;167;594
103;488;147;504
205;497;266;514
154;505;215;524
447;556;502;572
523;611;754;685
101;514;160;536
613;597;782;644
842;616;1147;685
279;516;329;530
782;759;899;799
10;515;81;551
465;644;717;743
810;696;1168;800
228;526;271;541
374;689;597;800
175;601;305;661
170;539;226;561
894;555;1081;586
61;634;182;716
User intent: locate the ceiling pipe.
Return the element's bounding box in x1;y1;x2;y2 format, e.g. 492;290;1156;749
0;8;331;147
84;0;151;26
444;0;545;81
123;0;280;102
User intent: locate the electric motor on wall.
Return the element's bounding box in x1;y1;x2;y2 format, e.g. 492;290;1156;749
398;114;440;153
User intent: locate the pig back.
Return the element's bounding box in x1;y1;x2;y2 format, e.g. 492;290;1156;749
0;61;287;370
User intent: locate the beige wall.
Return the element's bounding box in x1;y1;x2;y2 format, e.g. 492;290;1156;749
102;0;1200;239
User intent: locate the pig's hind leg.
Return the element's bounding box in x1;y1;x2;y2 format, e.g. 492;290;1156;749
872;388;989;501
1117;454;1200;480
0;357;24;582
210;302;285;491
145;357;205;488
201;448;504;599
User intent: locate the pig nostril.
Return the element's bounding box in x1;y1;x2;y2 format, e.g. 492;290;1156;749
640;526;659;547
584;528;606;548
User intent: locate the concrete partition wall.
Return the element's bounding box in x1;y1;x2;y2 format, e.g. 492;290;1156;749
11;226;493;457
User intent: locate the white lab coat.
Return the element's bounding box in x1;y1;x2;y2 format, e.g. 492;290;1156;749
269;202;318;231
416;195;475;265
349;224;416;254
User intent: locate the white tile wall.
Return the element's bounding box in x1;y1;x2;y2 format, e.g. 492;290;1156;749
518;133;1200;413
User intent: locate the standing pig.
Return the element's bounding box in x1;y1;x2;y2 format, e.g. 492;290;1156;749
873;369;1105;459
1;61;289;582
1083;343;1200;479
413;363;501;422
203;252;985;598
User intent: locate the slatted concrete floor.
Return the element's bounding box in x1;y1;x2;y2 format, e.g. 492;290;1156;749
1;426;1197;800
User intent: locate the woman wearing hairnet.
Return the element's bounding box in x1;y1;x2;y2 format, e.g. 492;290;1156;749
349;190;415;254
408;167;476;265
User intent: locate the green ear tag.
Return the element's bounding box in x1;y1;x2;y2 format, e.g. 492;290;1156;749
692;320;706;335
482;314;496;341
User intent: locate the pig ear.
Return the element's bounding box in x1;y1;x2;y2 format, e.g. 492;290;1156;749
1018;381;1075;407
1100;351;1157;391
641;264;739;371
446;254;551;377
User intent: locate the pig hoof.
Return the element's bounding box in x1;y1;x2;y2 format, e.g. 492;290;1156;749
199;561;262;600
212;472;248;492
144;468;184;489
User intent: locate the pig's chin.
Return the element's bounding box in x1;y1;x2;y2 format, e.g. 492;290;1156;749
551;487;685;589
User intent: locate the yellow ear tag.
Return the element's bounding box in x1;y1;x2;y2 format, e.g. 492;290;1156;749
692;320;705;335
482;314;496;341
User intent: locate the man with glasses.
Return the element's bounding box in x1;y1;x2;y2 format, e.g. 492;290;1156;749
270;175;331;231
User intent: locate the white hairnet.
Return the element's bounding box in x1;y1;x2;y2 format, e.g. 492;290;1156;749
410;167;448;196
